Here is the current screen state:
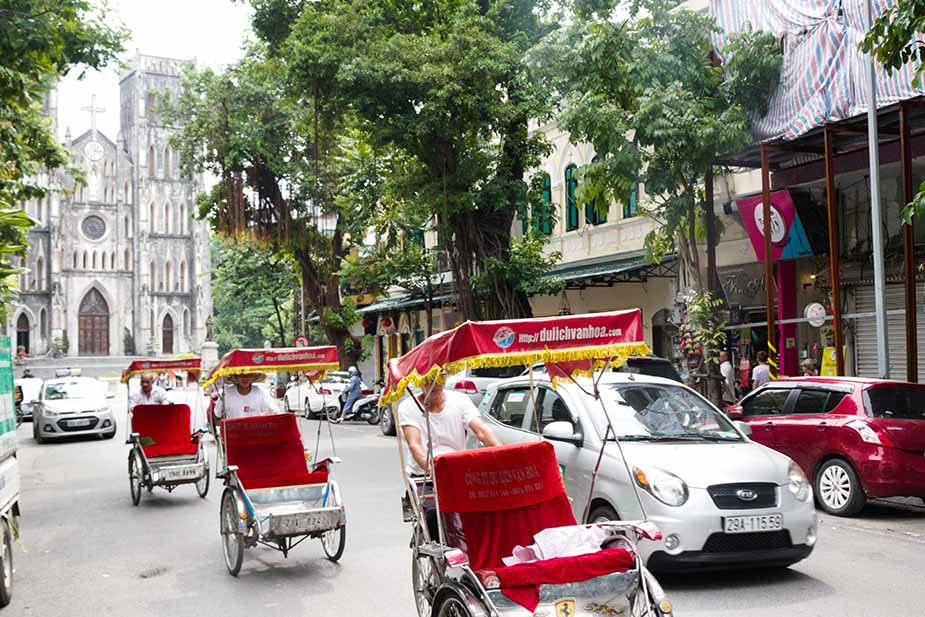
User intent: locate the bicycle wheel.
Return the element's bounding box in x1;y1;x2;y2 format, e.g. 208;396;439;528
221;488;244;576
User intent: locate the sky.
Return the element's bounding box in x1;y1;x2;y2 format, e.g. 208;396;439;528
56;0;253;141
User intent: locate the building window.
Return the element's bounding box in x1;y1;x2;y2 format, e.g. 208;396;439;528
538;173;553;235
39;308;47;339
149;202;156;231
124;182;130;204
565;164;579;232
165;261;172;291
623;180;639;219
179;260;187;291
92;251;98;270
72;251;78;269
124;215;130;237
124;248;130;271
148;146;156;177
36;257;44;290
164;203;170;234
110;252;116;270
164;146;171;179
82;251;88;270
183;308;191;337
150;260;156;291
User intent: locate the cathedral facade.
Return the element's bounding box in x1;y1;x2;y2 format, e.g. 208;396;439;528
9;53;212;357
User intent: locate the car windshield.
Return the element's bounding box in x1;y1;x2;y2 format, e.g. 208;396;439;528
866;386;925;420
591;384;742;442
324;372;350;384
472;366;527;379
44;380;101;401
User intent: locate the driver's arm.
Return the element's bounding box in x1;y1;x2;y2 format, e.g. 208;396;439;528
402;425;430;471
468;416;501;448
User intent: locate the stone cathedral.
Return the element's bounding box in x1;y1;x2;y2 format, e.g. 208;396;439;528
8;53;212;357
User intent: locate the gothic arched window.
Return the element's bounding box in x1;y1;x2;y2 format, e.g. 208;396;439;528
183;308;191;337
124;215;130;237
165;261;172;291
72;251;78;269
124;248;130;271
82;251;88;270
179;260;187;291
36;257;44;290
148;145;156;177
564;164;579;232
164;146;171;179
149;202;156;231
110;252;116;270
149;260;156;290
164;203;171;234
92;251;98;270
39;308;47;340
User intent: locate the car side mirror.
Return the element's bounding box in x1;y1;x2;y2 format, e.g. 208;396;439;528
726;406;743;421
734;420;752;438
542;421;583;446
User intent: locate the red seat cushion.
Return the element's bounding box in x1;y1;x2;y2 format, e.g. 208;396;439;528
434;442;634;612
132;404;198;459
223;414;325;490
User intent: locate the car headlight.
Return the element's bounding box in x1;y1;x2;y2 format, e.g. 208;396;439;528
95;407;110;415
633;465;689;507
42;406;58;416
788;461;811;502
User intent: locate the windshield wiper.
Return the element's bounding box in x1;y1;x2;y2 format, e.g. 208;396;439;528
609;433;740;443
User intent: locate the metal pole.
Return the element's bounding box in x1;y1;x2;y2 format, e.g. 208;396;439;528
900;104;918;382
761;145;777;378
866;0;890;378
705;164;718;295
823;126;845;376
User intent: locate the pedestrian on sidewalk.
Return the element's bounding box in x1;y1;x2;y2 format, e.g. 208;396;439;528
719;351;736;406
752;351;771;388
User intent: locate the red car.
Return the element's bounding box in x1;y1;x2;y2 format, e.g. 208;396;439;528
727;377;925;516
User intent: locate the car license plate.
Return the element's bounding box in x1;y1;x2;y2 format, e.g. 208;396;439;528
723;514;784;534
163;466;199;482
68;419;92;427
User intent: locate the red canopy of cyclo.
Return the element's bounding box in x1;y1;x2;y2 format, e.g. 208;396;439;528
121;358;202;384
203;346;339;388
382;309;650;404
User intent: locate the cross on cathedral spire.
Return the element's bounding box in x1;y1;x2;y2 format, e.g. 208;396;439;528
81;94;105;134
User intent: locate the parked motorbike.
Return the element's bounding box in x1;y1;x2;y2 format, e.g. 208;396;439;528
330;380;381;425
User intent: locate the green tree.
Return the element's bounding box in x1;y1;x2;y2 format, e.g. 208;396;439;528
533;0;781;293
254;0;556;321
168;45;373;366
211;239;297;353
0;0;123;317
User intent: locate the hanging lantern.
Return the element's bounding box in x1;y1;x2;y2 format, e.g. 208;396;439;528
381;318;392;328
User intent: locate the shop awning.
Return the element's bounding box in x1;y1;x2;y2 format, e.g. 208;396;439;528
546;253;677;289
359;293;452;314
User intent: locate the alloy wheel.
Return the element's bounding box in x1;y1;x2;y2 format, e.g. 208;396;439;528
819;465;851;510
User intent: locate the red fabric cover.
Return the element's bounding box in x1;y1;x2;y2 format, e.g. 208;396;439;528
436;442;634;612
384;310;649;402
132;404;199;458
494;548;636;611
434;442;566;513
122;358;202;383
223;413;325;490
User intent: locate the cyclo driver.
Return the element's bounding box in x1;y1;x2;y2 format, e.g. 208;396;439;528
130;372;169;410
213;373;279;423
399;380;501;539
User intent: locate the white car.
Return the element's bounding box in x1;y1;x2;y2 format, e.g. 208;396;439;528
32;377;117;442
445;366;526;406
282;371;362;418
476;372;817;572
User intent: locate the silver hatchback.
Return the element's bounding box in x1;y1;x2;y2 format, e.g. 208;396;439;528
476;372;817;572
33;377;117;443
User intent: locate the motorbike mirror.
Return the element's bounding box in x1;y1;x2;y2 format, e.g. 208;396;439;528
733;420;752;438
542;421;582;446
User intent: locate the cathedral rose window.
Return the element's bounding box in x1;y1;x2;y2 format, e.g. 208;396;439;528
82;215;107;240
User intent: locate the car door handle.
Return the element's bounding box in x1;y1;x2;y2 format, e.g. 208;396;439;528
816;422;828;430
763;422;775;428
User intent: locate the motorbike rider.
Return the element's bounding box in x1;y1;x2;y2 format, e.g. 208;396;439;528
340;366;363;419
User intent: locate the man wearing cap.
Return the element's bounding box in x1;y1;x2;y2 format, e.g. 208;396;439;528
129;373;169;409
214;373;279;420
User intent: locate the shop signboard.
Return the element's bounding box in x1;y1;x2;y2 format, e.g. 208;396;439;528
0;336;15;462
735;190;813;261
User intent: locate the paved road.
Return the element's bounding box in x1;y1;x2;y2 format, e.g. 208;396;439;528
8;390;925;616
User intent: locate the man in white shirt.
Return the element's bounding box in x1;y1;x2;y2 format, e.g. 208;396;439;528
752;351;771;388
214;374;279;420
399;380;501;476
129;373;169;409
719;351;736;406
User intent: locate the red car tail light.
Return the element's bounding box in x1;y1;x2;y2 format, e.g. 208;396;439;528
847;420;895;447
361;388;372;395
318;388;332;395
454;379;479;395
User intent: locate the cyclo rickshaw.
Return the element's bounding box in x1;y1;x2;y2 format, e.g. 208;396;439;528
122;358;210;506
381;310;675;617
204;347;347;576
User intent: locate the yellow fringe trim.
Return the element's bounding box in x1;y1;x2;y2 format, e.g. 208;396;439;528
202;363;340;388
379;342;652;405
121;367;202;384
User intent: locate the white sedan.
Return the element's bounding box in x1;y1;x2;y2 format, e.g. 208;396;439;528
475;372;817;572
282;372;350;418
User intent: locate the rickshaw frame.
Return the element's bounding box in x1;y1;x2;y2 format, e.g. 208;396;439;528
204;346;347;576
382;311;675;617
122;358;210;506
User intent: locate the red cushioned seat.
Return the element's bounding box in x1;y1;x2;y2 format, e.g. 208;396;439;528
132;404;199;459
434;442;634;611
223;414;327;490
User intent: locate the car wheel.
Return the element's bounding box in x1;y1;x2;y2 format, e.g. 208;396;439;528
587;504;619;524
0;517;12;607
284;398;292;413
815;459;866;516
33;422;45;445
304;399;313;419
379;405;396;436
102;422;117;440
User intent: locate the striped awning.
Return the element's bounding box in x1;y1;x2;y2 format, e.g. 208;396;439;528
712;0;925;142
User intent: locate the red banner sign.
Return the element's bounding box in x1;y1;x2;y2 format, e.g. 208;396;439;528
121;358;202;383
